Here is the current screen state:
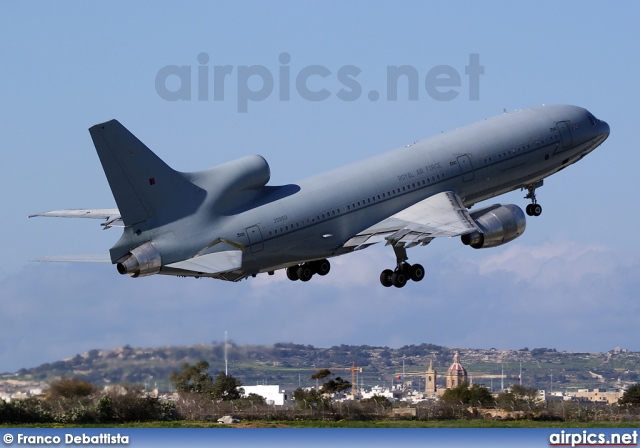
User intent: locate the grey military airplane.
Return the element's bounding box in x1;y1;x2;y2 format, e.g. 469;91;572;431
30;105;609;288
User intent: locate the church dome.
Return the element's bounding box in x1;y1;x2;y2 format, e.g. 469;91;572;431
447;352;467;375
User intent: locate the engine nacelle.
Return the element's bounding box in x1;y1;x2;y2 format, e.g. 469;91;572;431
116;241;162;277
461;204;526;249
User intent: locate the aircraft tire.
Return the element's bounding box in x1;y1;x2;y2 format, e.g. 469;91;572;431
297;265;313;282
531;204;542;216
380;269;393;287
392;271;407;288
286;266;299;281
312;259;331;276
410;263;425;282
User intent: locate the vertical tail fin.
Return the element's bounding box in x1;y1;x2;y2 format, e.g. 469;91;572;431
89;120;203;227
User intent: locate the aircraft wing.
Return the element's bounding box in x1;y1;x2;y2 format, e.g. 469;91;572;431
343;191;479;250
28;209;123;229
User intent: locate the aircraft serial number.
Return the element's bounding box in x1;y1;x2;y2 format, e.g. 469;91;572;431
274;215;288;223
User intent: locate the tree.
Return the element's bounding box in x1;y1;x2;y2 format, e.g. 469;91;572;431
321;377;351;396
45;377;96;401
361;394;393;409
309;369;352;415
619;383;640;407
310;369;351;397
169;361;214;395
440;383;494;407
496;384;539;411
293;387;332;413
234;392;267;410
212;372;244;401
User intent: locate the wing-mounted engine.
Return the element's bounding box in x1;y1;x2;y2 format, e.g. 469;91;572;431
115;241;162;277
461;204;526;249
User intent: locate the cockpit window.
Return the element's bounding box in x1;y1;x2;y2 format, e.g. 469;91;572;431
588;114;599;126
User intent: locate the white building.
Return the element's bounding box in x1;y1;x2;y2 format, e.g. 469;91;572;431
360;385;394;400
243;385;290;406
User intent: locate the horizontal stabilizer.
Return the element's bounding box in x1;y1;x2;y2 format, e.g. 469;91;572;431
28;209;123;228
32;254;112;263
166;251;243;275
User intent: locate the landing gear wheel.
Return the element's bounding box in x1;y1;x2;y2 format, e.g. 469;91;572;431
380;269;393;287
526;203;542;216
286;266;299;281
297;264;313;282
312;259;331;276
410;263;425;282
391;271;408;288
531;204;542;216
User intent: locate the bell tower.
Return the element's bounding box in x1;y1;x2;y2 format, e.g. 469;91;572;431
424;359;437;395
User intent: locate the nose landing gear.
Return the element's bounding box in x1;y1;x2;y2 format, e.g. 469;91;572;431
524;180;543;217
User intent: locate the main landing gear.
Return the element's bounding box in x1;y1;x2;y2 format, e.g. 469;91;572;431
524;180;543;217
286;259;331;282
379;244;425;288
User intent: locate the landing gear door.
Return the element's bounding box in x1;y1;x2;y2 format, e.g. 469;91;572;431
457;155;474;182
246;225;264;253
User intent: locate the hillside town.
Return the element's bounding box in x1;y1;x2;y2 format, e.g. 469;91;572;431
1;349;635;414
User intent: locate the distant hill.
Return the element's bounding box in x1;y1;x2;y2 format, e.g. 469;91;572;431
4;343;639;393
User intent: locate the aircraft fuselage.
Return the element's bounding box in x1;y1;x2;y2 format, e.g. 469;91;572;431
153;105;609;280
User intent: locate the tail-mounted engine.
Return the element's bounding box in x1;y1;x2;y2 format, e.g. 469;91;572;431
115;241;162;277
461;204;526;249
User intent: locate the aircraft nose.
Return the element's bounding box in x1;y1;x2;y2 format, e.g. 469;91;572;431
600;120;610;137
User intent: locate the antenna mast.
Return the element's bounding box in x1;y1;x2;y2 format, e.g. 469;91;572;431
224;331;228;376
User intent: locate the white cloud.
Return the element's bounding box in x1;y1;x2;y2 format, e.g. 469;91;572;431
1;240;638;373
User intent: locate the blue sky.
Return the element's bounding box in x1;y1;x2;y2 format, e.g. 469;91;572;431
1;2;638;373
